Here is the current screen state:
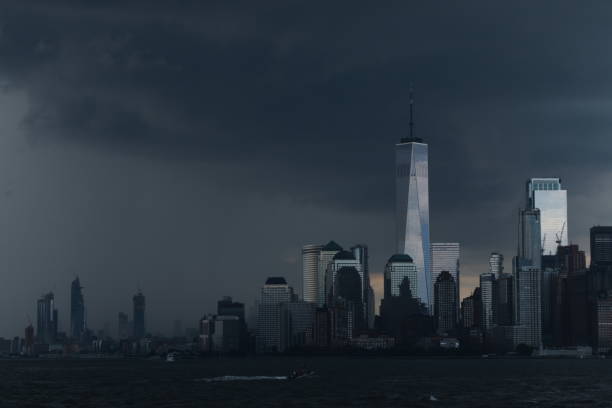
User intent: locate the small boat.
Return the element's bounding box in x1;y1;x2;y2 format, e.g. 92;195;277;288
288;369;315;380
166;352;176;362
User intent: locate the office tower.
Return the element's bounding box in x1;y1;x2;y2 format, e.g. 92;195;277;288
117;312;129;340
302;244;323;304
133;291;146;339
256;277;294;353
480;273;495;330
541;255;558;345
317;241;343;306
334;266;364;331
489;253;504;277
396;131;431;310
384;254;418;301
515;266;542;348
351;244;373;327
518;208;542;270
313;307;331;348
366;286;375;329
590;227;612;293
592;290;612;353
70;277;85;340
494;273;514;326
325;251;362;305
217;296;245;320
281;301;316;349
37;292;58;344
555;245;588;346
434;271;457;334
212;316;242;353
461;295;475;329
432;243;460;313
526;178;568;256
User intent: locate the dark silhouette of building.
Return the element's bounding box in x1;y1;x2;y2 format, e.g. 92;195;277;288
380;277;432;346
434;271;457;334
313;307;330;348
592;290;612;353
117;312;129;340
133;292;146;339
334;266;364;333
494;273;514;326
37;292;57;344
70;277;85;341
590;227;612;293
217;296;245;320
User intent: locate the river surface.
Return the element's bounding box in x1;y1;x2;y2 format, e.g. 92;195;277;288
2;357;612;407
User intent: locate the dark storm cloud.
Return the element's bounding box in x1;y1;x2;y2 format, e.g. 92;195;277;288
1;1;612;334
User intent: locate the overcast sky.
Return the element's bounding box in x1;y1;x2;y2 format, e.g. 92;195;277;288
0;1;611;337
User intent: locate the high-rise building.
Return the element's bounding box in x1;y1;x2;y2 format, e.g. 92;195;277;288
591;226;612;266
37;292;57;344
592;290;612;353
396;134;431;310
351;245;373;328
334;266;364;332
70;277;85;340
281;301;316;349
217;296;245;320
384;254;418;301
489;253;504;277
117;312;129;340
480;273;495;330
518;208;542;270
494;273;514;326
317;241;343;307
432;243;460;309
302;244;323;304
515;266;542;348
526;178;568;256
434;271;457;334
133;292;146;339
325;251;362;305
256;277;294;353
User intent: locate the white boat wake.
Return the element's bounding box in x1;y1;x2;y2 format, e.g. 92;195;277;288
196;375;288;382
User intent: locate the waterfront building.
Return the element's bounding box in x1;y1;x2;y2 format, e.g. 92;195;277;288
494;273;514;326
434;271;458;334
37;292;58;344
515;266;542;348
526;178;568;256
302;244;323;304
432;243;460;311
396;134;432;310
256;277;294;353
479;272;495;330
217;296;245;320
133;291;146;339
592;290;612;353
281;300;316;349
317;241;343;307
384;254;418;301
70;277;85;341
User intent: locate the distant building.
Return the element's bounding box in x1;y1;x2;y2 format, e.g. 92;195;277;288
396;136;432;310
133;292;146;339
256;277;294;353
494;273;514;326
37;292;58;344
351;244;374;328
515;266;542;348
334;266;364;332
489;253;504;277
517;208;542;270
480;273;495;330
590;226;612;293
117;312;129;340
325;251;362;306
317;241;343;307
281;301;316;349
432;243;460;310
70;277;86;341
592;290;612;353
217;296;245;320
313;307;331;348
302;244;323;304
434;271;457;334
384;254;418;301
526;178;567;256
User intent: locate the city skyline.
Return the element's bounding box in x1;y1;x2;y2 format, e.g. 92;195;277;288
2;2;612;338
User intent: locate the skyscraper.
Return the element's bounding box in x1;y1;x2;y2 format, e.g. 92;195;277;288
432;243;460;312
479;273;495;330
515;266;542;348
133;291;146;339
70;277;85;340
526;178;567;256
518;209;542;270
384;254;418;301
256;277;294;353
325;251;362;305
489;253;504;277
351;245;373;327
434;271;457;334
591;226;612;266
334;266;364;331
37;292;57;344
317;241;343;307
117;312;129;340
396;131;431;310
302;244;323;304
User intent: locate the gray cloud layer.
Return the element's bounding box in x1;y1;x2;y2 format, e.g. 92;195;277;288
0;1;611;336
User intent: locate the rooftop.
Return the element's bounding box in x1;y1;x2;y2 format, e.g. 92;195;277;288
388;254;414;263
322;240;343;252
265;277;287;285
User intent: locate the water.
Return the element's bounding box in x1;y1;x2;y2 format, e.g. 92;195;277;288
2;357;612;407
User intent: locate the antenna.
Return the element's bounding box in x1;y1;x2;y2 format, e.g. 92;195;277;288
409;83;414;139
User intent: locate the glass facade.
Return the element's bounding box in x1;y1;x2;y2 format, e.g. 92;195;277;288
527;178;568;256
432;243;460;310
302;244;323;304
384;255;418;300
396;140;431;309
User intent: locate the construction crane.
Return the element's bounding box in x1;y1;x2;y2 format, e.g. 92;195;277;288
541;233;547;254
555;221;566;246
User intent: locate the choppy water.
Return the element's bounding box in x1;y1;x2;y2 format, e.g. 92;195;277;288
2;357;612;407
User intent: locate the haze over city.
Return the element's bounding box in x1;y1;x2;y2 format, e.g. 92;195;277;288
1;1;612;339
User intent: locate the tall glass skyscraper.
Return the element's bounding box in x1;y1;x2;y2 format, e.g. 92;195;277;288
396;137;431;309
432;243;460;311
526;178;568;256
302;244;323;304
